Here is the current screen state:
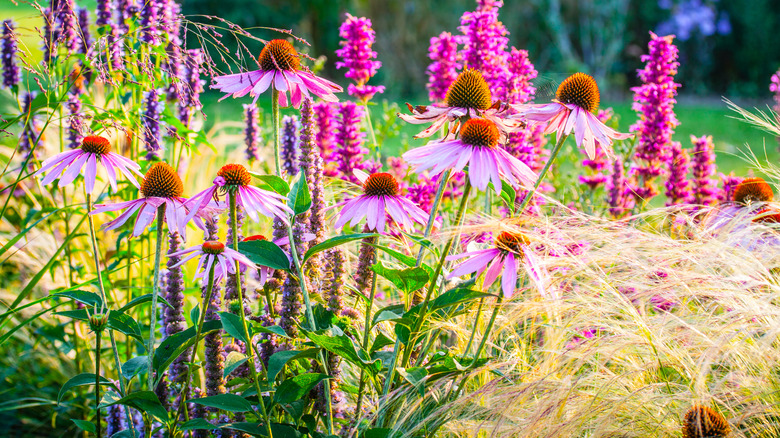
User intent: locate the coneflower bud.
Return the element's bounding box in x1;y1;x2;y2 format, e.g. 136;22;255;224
142;88;164;160
682;405;730;438
88;313;109;331
281;115;299;178
244;104;261;162
1;20;20;89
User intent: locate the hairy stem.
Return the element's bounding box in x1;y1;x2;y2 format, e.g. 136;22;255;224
146;205;166;391
272;89;282;177
354;269;378;420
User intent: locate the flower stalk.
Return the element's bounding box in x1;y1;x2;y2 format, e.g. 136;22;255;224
272;89;282;177
354;259;378;419
515;134;568;215
146;205;166;392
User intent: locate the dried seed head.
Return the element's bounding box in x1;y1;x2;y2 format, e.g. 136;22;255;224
140;162;184;198
363;172;399;197
460;118;500;148
445;69;492;110
258;39;300;71
556;72;600;113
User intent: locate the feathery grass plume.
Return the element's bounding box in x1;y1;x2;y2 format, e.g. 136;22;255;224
281;115;300;178
682;405;731;438
690;135;720;207
1;20;20;89
336;14;385;102
630;32;680;201
143;88;164;160
426;31;460;103
243;103;261;163
458;0;509;100
664;141;692;206
314;101;337;173
379;203;780;437
334;101;369;184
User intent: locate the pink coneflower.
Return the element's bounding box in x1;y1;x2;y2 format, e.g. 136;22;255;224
402;118;537;194
513;72;631;160
168;240;255;285
334;171;428;234
211;39;342;108
185;163;293;225
91;162;190;237
35;135;142;194
399;68;521;139
447;230;547;299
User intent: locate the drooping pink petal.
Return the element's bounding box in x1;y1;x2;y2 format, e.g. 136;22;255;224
57;152;91;187
99;199;144;231
133;202;159;236
449;249;501;278
501;253;518;298
482;255;505;290
84;153;98;194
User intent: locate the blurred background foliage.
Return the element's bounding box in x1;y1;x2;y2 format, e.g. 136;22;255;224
181;0;780;99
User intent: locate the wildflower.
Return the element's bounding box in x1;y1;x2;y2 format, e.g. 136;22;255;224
179;49;205;126
335;14;385;102
402;118;537;194
334;101;370;184
334;171;428;233
164;232;188;389
314;101;337;168
77;8;91;55
244;103;261;162
514;72;631;160
300;98;326;243
607;159;632;218
399;68;522;139
447;230;547;299
168;240;255;285
682;405;730;438
66;95;83;149
211;39;342;108
426;32;460;103
95;0;112;27
458;0;509;100
35;135;142;194
732;177;773;205
2;20;20;89
690;135;719;207
281;115;299;177
143;89;164;160
91;162;189;237
664;142;692;206
185;163;293;225
58;0;79;55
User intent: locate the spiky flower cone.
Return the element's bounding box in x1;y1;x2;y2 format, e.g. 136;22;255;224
682;405;731;438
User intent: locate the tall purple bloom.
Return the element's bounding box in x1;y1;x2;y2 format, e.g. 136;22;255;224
458;0;509;100
95;0;113;27
164;232;188;394
314;102;337;175
300;98;326;244
139;0;159;46
281;115;300;178
244;104;261;163
664;141;691;206
66;94;83;149
179;49;205;126
504;47;536;105
426;32;461;103
201;216;226;399
1;20;20;89
278;266;302;340
108;24;124;70
335;14;384;103
77;8;91;55
18;93;39;169
630;32;681;201
718;173;743;203
143;88;164;160
578;109;614;190
690;134;719;206
58;0;80;55
42;8;56;64
334;101;368;184
607;159;631;218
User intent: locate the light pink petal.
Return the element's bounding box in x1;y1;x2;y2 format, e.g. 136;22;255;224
40;152;80;186
482;255;505;291
273;72;289;92
364;196;380;231
250;70;275;96
169;250;201;269
133;202;158;236
375;197;387;233
449;250;501;278
35;149;81;177
84;153;98;194
99;200;144;231
58;152;91;187
501;253;518;299
354;169;369;184
277;90;289;108
335;196;366;229
446;248;497;262
523;246;551;299
100;155;118;192
93;198;144;214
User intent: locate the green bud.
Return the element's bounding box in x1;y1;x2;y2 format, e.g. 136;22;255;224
89;313;109;332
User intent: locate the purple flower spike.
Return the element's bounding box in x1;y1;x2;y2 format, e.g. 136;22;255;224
77;8;91;55
505;47;536;105
607;159;632;218
95;0;113;27
143;88;164;160
771;70;780;117
66;95;83;150
335;14;384;102
2;20;20;89
458;0;509;100
314;102;337;175
630;32;681;201
244;104;261;163
664;141;691;206
426;32;461;103
58;0;80;55
334;101;369;184
690;135;719;207
281;115;300;178
139;0;160;46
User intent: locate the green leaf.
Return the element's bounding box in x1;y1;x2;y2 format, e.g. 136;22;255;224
222;423;302;438
252;323;290;338
100;391;168;424
371;304;405;327
224;351;248;378
362;428;392;438
303;329;381;376
237;240;290;271
218;311;248;344
303;233;378;262
71;419;96;433
117;293;172;313
190;305;200;326
188;393;253;413
288;172;311;216
180;418;220;431
500;180;516;214
370;333;395;354
153;319;222;379
431;287;491;311
267;349;319;383
251;173;290;196
121;357;148;381
51;290;103;308
371;262;429;294
58;373;119;404
274;373;330;404
107;311;143;342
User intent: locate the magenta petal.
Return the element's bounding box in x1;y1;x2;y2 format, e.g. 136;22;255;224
84;153;98;194
482;255;505;291
501;253;518;298
449;249;500;278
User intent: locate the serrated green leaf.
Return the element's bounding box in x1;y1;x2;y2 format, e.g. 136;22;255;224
180;418;220;431
303;329;381;376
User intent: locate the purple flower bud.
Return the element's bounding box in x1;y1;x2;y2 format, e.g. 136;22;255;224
335;14;384;102
244;103;261;163
281;115;299;178
426;32;460;103
2;20;20;89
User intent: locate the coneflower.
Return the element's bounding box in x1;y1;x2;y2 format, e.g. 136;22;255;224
244;104;261;163
335;14;385;103
458;0;509;100
1;20;20;89
682;405;730;438
334;101;368;184
300;98;326;244
426;32;460;103
281;115;299;178
143;88;164;160
630;32;680;201
690;135;719;207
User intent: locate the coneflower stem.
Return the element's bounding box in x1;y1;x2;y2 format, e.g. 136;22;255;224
461;298;485;360
515;134;568;215
146;205;166;392
414;170;450;267
402;179;472;368
175;263;217;424
469;295;502;366
354;270;378;421
95;328;102;438
85;191;135;438
229;192;273;438
286;219;334;434
272;89;282;177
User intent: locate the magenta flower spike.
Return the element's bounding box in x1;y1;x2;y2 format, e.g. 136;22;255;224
35;135;142;194
335;14;385;102
402;118;537;194
426;32;460;103
211;39;342;109
168;240;256;285
334;171;428;234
